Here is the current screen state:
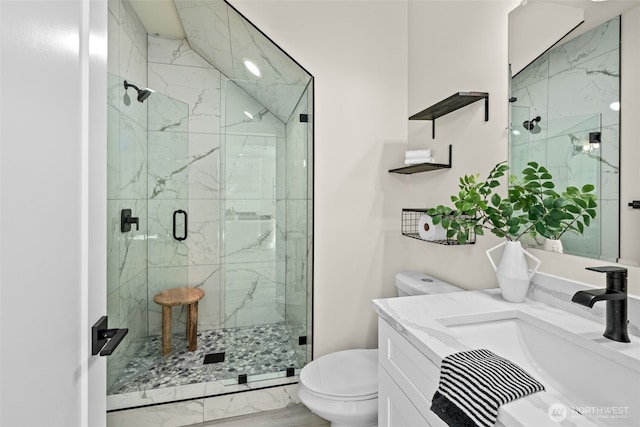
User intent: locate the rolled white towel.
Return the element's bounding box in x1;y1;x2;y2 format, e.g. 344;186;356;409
405;149;432;159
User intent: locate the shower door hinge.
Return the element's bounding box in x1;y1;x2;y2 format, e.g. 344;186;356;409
298;336;307;345
299;113;309;123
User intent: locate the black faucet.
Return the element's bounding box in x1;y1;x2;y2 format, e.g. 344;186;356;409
571;266;630;343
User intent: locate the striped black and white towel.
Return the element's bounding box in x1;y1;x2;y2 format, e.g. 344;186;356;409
430;349;545;427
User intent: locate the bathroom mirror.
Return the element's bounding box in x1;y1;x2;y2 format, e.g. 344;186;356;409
508;0;640;266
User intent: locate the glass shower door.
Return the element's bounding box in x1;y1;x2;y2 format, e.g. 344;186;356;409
221;76;313;385
146;91;192;360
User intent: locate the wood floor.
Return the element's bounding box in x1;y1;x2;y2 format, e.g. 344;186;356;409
192;405;329;427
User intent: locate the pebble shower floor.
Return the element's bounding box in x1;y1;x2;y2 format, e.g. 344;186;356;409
109;323;306;394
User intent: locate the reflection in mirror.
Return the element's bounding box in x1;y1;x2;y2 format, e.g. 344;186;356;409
510;16;620;261
509;1;640;266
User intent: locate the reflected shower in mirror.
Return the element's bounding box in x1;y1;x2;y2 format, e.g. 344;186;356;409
509;0;640;266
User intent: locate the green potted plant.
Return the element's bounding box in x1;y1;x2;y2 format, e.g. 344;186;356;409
426;161;597;302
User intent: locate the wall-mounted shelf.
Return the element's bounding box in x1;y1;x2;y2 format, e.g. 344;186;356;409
409;92;489;139
389;145;451;175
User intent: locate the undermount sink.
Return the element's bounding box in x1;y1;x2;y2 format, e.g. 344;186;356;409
438;312;640;425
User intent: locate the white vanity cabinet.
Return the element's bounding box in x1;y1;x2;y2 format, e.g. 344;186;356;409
377;317;447;427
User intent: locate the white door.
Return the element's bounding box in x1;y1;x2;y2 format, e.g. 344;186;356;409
0;1;108;426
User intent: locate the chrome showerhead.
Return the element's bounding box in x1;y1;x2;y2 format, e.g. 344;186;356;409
124;80;154;103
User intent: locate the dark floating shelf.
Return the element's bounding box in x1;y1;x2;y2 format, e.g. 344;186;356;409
389;145;451;175
409;91;489;138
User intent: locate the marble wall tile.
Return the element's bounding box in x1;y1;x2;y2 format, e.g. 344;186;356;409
548;16;619;76
511;51;549;92
232;80;308;123
149;35;214;69
223;80;286;137
107;398;204;427
148;131;190;200
108;10;120;75
108;383;208;412
202;383;299;421
174;0;235;79
111;111;147;199
190;264;223;330
188;132;221;200
224;261;282;328
224;217;276;264
511;77;549;143
108;0;120;21
599;124;619;200
599;198;619;262
148;94;190;133
187;199;221;265
148;62;222;134
119;28;148;112
120;0;148;61
548;49;619;127
226;10;308;88
225;134;276;200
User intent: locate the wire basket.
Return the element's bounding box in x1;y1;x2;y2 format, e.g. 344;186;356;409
401;208;476;245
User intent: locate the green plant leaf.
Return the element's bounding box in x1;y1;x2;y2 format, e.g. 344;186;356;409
582;184;595;193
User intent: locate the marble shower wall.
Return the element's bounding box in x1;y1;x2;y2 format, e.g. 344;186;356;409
510;16;620;261
107;0;149;391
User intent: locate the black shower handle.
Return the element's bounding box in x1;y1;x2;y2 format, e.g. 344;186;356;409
173;209;188;241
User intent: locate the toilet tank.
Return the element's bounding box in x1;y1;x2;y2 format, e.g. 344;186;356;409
395;271;463;296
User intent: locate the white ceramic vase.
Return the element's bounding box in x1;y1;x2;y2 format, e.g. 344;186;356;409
543;238;563;253
486;241;541;303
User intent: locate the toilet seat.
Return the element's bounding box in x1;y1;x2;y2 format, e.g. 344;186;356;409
300;349;377;401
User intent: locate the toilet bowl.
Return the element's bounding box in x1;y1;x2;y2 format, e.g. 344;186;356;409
298;349;378;427
298;271;462;427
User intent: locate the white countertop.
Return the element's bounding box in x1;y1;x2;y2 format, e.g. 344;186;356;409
373;289;640;426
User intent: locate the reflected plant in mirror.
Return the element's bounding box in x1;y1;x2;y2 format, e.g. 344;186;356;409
427;162;597;248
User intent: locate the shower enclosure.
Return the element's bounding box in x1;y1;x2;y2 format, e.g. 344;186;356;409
106;0;313;410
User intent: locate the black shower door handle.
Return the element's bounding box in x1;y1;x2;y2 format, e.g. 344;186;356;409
173;209;188;241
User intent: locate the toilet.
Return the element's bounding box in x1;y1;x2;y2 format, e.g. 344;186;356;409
297;271;463;427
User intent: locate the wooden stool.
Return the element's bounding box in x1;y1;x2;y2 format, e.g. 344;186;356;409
153;287;205;356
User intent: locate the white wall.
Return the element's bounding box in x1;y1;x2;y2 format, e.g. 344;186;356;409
404;0;519;289
230;0;409;356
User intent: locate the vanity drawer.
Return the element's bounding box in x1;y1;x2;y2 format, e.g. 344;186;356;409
378;318;446;426
379;364;430;427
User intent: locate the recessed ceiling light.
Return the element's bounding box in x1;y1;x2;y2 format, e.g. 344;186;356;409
609;101;620;111
244;111;254;120
243;59;261;77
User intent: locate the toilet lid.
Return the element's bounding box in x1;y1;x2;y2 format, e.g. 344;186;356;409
300;349;378;399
